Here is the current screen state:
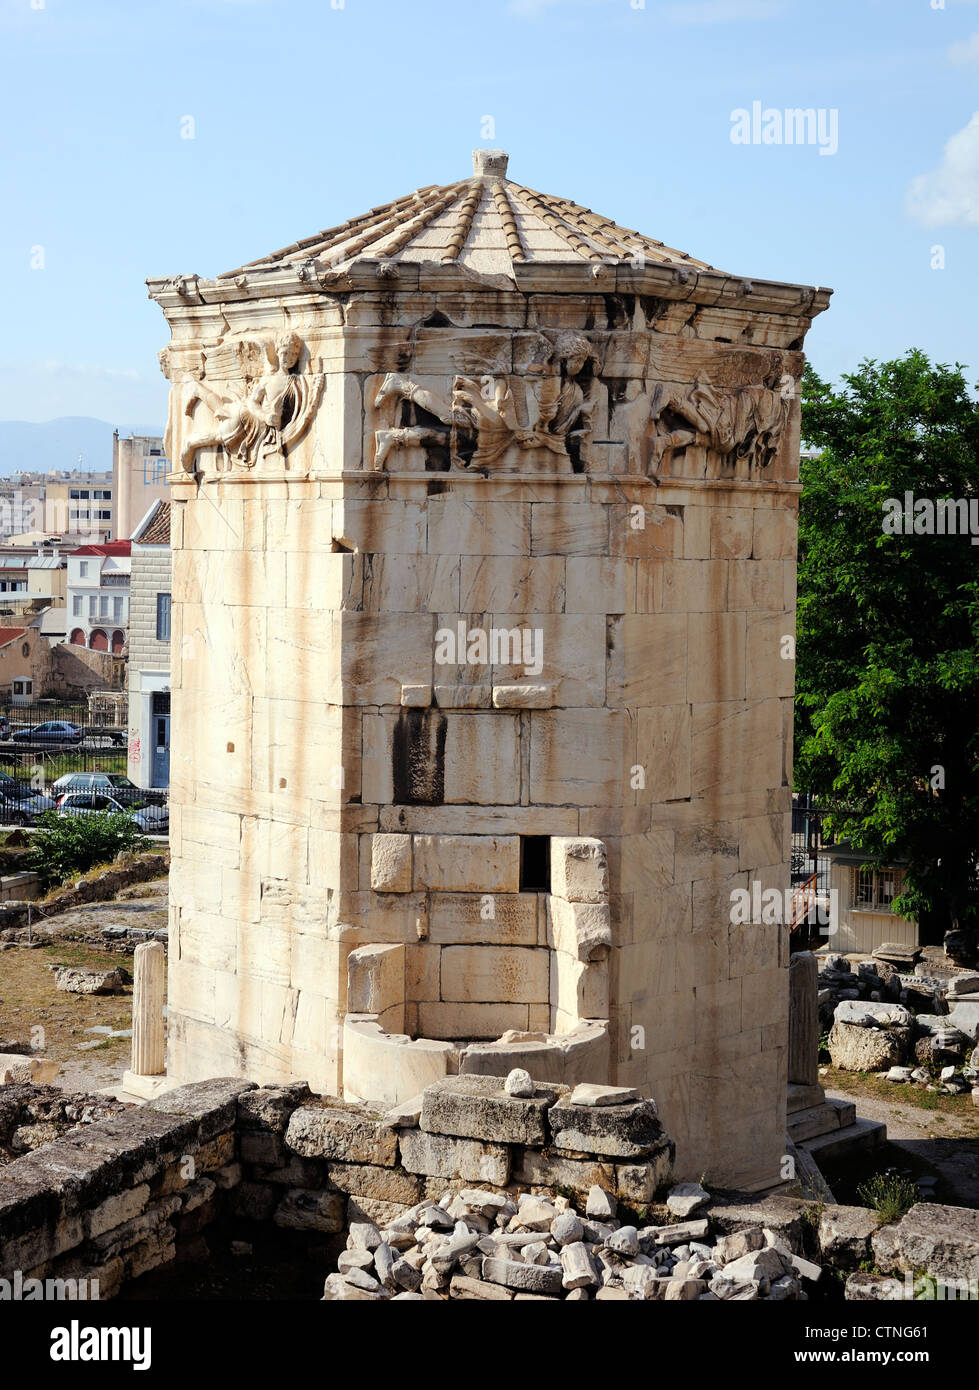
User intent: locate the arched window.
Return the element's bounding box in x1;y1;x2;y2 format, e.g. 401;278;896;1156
69;628;86;646
89;629;108;652
111;629;126;654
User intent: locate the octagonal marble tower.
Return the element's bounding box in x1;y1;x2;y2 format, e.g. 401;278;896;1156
150;150;830;1189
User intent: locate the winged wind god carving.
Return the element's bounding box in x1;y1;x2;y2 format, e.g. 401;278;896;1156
371;331;598;474
645;369;791;478
175;332;323;476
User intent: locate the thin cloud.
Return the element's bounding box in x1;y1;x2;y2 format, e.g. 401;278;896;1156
906;111;979;228
948;32;979;66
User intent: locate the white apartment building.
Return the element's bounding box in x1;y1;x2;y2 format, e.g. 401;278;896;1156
66;540;131;652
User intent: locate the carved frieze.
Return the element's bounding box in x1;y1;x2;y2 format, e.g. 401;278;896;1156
166;332;323;476
371;331;597;474
644;373;792;478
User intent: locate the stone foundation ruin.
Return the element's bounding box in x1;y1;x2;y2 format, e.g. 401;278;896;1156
2;1073;976;1303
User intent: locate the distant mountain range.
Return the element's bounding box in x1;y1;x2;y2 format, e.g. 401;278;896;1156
0;418;164;477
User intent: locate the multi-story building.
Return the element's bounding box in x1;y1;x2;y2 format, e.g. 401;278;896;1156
0;544;67;618
66;540;131;652
48;477;114;541
0;471;114;544
126;501;170;788
112;432;169;543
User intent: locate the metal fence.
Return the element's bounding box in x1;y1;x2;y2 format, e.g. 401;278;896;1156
791;792;829;891
0;697;166;829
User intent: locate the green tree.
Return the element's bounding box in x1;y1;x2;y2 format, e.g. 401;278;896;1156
796;350;979;947
28;810;149;887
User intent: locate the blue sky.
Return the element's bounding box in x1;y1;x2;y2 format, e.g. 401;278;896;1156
2;0;978;427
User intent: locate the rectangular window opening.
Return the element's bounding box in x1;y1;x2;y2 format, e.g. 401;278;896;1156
520;835;550;893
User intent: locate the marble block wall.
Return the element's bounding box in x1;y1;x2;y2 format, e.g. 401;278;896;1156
152;219;828;1188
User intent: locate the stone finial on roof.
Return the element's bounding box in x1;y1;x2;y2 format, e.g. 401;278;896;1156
472;149;509;180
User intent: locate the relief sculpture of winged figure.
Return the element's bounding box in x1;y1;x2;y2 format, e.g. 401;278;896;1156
178;332;323;474
372;331;596;473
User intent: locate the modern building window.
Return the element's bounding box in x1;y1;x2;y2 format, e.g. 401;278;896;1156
156;592;171;642
88;595;97;618
853;867;902;912
79;560;88;578
113;596;123;621
72;595;82;617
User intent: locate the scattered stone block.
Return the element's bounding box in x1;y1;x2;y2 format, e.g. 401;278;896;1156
817;1205;879;1268
504;1068;535;1098
548;1095;663;1158
585;1186;617;1220
834;1000;913;1028
383;1095;424;1129
449;1274;512;1300
53;967;124;995
285;1104;398;1166
551;1211;584;1247
567;1082;640;1107
0;1054;60;1085
845;1272;906;1300
420;1074;565;1147
481;1257;564;1295
667;1182;709;1218
829;1020;909;1072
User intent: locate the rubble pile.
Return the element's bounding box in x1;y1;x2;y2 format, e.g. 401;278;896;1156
323;1184;821;1302
822;951;979;1100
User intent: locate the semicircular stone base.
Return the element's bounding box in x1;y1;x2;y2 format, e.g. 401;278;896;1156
343;1015;610;1111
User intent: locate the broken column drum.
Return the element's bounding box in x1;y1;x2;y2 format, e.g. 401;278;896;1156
150;150;830;1188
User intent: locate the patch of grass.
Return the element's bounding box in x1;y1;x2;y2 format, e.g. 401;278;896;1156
42;942;134;972
824;1066;972;1115
802;1202;825;1228
856;1172;918;1225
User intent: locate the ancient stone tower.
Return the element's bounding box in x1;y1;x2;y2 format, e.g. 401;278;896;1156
149;150;830;1188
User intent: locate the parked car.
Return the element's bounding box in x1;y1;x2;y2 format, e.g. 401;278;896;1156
0;770;56;825
52;772;142;797
82;726;126;747
11;720;83;744
0;715;10;740
56;791;168;834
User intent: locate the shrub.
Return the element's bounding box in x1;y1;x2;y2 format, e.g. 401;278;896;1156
856;1172;918;1225
28;809;149;887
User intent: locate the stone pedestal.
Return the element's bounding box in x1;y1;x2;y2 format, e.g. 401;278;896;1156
788;951;820;1090
122;940;167;1098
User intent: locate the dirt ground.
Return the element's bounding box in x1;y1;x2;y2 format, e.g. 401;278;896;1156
822;1066;979;1208
0;879;168;1092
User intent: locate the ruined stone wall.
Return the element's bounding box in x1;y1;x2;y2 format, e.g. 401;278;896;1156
0;1080;247;1298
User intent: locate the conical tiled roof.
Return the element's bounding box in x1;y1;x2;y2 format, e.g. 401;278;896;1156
218;150;714;282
